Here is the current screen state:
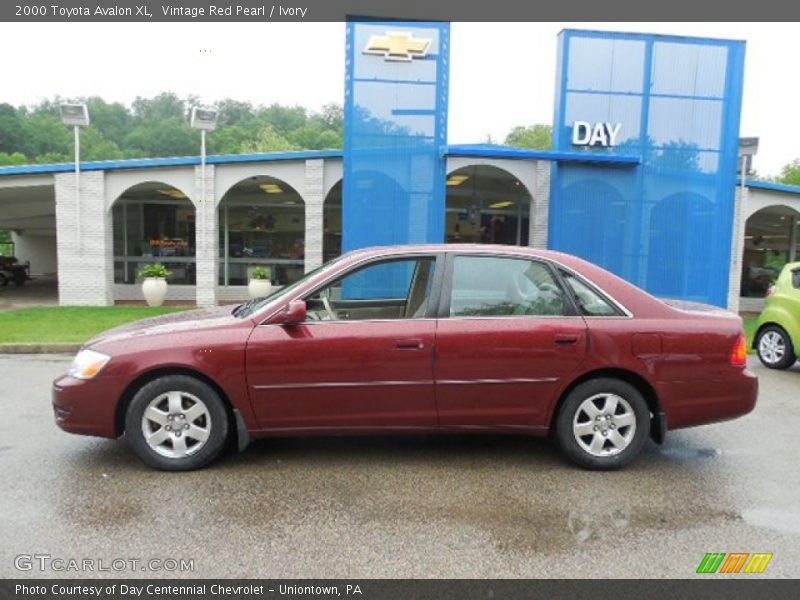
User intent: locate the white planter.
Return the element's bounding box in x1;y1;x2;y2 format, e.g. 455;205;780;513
248;279;273;299
142;277;168;307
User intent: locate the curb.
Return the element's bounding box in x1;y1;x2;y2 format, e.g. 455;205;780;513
0;343;81;354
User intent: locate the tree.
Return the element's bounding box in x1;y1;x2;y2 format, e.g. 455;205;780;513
778;159;800;186
0;152;27;166
242;125;297;153
0;94;346;163
504;124;552;150
131;92;187;122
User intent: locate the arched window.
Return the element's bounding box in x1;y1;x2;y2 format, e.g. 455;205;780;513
445;165;531;246
218;175;305;286
111;182;195;284
323;180;342;262
741;206;800;297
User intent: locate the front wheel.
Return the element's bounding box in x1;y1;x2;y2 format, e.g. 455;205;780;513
555;378;650;470
756;325;796;369
125;375;229;471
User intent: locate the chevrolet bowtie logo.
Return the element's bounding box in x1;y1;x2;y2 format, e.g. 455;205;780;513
363;31;431;62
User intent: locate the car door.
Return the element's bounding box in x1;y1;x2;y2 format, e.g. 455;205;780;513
433;253;588;429
245;254;443;430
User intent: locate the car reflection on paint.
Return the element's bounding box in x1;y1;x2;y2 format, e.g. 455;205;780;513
53;244;758;471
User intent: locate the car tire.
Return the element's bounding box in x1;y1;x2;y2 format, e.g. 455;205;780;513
555;378;650;470
0;273;7;286
756;325;796;370
125;375;229;471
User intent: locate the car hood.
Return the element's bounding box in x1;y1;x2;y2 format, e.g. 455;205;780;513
84;305;243;348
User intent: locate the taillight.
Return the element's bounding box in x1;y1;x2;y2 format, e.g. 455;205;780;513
730;334;747;367
765;286;775;298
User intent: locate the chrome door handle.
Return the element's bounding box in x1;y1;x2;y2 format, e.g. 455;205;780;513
395;339;425;350
554;333;579;345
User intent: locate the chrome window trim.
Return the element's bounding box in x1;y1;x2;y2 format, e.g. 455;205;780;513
548;259;635;319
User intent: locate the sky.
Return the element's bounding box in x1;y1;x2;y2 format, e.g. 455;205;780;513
1;21;798;177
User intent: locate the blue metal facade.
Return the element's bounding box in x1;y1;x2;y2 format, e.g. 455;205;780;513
342;21;450;253
549;30;746;306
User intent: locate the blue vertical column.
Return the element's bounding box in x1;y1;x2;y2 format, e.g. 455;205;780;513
343;21;450;253
549;30;745;307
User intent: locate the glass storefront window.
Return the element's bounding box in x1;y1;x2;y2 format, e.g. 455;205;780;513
741;207;800;298
112;184;196;284
445;166;530;246
218;176;305;286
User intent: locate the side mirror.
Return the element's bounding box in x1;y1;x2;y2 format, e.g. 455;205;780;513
279;299;307;325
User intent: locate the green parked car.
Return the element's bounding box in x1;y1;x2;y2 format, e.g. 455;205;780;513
754;261;800;369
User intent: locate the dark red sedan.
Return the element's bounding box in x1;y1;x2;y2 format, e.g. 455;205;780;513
53;245;757;471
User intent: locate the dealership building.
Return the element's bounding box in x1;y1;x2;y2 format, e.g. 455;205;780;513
1;26;799;312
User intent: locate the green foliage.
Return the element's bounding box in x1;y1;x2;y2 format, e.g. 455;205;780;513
250;266;271;280
0;94;345;165
504;124;552;150
0;152;27;166
242;125;297;153
138;263;172;279
778;159;800;186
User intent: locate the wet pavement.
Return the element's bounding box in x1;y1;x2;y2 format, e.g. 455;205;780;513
0;354;798;578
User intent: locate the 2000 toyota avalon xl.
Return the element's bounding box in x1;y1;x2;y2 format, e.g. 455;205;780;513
53;245;758;471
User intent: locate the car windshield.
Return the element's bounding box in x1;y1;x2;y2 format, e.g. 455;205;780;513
232;256;349;319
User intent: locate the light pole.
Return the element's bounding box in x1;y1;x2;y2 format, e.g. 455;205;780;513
60;103;90;247
190;106;218;285
190;106;218;204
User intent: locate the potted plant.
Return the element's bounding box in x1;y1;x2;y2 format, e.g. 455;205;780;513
248;266;273;299
139;263;172;307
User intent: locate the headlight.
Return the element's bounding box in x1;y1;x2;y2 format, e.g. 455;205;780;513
68;349;111;380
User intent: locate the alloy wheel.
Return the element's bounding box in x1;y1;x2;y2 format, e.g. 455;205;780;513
572;393;637;457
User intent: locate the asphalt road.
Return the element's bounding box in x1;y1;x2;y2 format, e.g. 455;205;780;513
0;354;798;579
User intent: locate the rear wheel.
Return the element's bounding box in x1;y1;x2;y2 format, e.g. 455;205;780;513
756;325;796;369
0;273;7;286
125;375;229;471
555;378;650;470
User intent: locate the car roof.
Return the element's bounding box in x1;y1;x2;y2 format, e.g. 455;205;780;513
341;244;575;262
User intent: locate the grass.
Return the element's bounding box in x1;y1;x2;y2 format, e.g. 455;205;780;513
0;306;192;344
743;316;758;353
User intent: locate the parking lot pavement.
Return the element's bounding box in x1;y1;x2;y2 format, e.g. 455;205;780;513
0;276;58;311
0;354;798;579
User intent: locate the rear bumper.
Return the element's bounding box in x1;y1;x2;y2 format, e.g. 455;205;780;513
52;374;121;439
660;368;758;430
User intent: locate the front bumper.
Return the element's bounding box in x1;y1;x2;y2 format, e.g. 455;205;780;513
52;374;122;439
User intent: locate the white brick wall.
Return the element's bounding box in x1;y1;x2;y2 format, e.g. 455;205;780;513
304;159;325;271
11;232;57;276
194;164;217;307
530;161;551;249
727;185;748;312
55;171;114;305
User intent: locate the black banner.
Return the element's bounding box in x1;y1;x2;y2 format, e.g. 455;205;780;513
2;580;800;600
1;0;800;22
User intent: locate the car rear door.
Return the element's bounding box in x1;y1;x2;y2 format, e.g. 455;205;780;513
433;253;588;429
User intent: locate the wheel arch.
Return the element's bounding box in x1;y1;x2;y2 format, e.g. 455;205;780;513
754;320;799;351
550;368;665;443
115;366;236;442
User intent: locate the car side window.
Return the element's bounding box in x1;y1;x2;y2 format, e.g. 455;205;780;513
448;256;567;317
792;268;800;290
560;271;623;317
304;257;436;321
